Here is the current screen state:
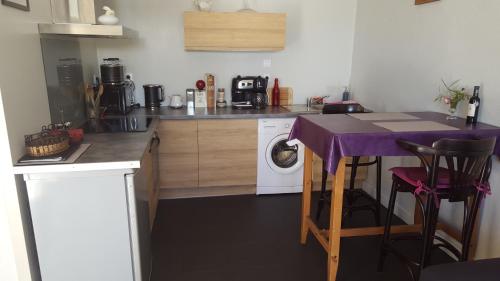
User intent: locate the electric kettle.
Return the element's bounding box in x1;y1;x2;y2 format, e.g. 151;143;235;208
143;84;165;108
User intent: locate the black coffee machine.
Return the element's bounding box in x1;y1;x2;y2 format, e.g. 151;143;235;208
231;76;269;109
99;58;132;115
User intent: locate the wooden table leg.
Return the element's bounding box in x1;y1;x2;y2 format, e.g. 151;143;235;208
301;147;314;244
328;157;346;281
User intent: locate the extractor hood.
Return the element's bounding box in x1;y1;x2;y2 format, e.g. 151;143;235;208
38;23;135;38
39;0;135;38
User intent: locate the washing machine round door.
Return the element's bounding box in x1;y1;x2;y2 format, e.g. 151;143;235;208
266;134;304;174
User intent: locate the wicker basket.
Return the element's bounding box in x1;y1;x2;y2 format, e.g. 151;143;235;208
25;129;70;158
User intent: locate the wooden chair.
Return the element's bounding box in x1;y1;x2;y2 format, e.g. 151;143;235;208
316;104;383;226
378;138;496;281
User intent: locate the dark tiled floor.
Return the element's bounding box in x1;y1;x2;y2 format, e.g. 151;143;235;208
151;193;453;281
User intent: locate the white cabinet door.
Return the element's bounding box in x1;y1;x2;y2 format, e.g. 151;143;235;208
26;170;134;281
126;167;151;281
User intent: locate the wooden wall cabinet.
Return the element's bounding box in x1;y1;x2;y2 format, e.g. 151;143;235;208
198;120;257;187
184;12;287;51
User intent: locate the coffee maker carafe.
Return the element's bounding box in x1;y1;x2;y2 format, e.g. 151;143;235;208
231;76;269;109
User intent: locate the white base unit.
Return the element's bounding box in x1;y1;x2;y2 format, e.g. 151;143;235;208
24;169;150;281
257;118;304;195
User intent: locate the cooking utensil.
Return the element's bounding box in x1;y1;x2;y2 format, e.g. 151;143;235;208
85;83;104;119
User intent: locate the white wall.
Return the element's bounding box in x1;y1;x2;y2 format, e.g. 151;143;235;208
96;0;358;106
0;1;53;280
0;2;52;161
351;0;500;259
0;90;20;281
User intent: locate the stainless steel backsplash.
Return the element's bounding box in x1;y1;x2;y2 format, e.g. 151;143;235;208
40;37;98;127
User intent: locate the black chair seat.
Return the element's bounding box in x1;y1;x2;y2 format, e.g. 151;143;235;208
420;259;500;281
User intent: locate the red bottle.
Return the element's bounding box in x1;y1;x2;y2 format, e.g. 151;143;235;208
272;78;280;106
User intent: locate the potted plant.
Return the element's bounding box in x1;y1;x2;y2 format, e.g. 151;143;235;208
435;80;470;120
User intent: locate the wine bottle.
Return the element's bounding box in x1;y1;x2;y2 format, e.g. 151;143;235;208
272;78;280;106
466;86;481;124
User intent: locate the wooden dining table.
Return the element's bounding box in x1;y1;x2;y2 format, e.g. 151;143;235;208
289;111;500;281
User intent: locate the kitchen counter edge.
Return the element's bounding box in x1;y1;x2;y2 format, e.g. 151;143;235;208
128;106;321;120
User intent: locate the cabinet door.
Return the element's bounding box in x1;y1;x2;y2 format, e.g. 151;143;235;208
198;119;257;187
144;132;160;228
142;140;156;229
157;120;199;189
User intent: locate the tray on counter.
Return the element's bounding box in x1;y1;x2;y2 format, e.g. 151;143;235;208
17;144;91;165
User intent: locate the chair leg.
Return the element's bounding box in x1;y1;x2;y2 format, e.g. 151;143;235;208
316;161;329;220
418;195;440;276
349;157;360;192
347;156;360;217
375;156;382;226
460;191;483;261
378;180;398;272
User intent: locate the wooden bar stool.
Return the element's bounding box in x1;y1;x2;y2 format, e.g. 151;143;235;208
316;104;383;226
378;138;496;281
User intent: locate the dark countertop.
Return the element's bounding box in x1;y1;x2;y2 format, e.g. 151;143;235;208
13;118;160;174
14;105;321;173
77;118;159;165
125;105;321;120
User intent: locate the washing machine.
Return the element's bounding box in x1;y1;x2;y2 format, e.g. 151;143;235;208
257;118;304;195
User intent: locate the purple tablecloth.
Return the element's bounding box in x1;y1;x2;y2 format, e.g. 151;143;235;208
289;112;500;174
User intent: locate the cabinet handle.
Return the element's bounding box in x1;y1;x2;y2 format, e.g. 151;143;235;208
155;133;161;146
149;133;160;153
149;138;154;153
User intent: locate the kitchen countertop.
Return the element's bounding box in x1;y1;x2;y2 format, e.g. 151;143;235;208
13;105;322;174
126;105;321;120
13;118;159;174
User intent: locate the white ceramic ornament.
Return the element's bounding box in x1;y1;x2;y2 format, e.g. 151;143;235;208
98;6;119;25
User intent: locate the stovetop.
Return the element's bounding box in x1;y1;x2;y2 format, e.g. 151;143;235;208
81;116;153;133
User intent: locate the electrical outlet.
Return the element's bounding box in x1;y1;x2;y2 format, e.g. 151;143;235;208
125;73;134;81
263;59;272;68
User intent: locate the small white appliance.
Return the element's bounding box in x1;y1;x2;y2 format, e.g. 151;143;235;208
257;118;304;195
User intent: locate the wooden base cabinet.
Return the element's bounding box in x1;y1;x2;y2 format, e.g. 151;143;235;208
158;119;258;193
198;120;258;187
157;120;199;189
159;153;198;188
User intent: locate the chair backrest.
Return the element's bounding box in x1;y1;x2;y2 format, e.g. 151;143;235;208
322;103;366;114
430;138;496;191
